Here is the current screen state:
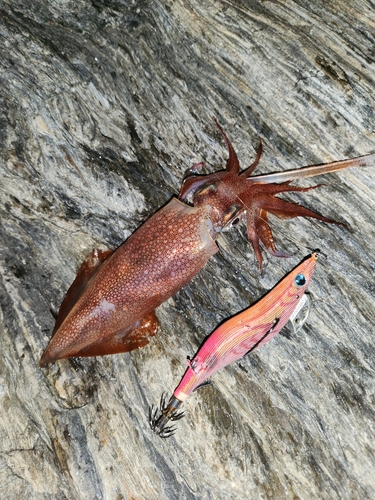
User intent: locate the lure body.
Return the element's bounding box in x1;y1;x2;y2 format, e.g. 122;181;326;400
40;118;374;365
150;252;318;436
174;252;317;401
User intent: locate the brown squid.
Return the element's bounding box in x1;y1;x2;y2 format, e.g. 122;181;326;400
39;120;375;366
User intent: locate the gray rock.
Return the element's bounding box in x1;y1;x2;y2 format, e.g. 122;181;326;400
0;1;374;499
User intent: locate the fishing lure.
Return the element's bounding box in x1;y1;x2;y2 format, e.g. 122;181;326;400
149;251;318;437
40;120;374;366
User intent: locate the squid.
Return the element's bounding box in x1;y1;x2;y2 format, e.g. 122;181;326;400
40;120;374;366
149;251;318;437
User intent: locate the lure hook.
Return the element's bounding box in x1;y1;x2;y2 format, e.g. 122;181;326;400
149;393;185;438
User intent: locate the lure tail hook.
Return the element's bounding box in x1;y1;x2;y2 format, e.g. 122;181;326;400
149;393;185;438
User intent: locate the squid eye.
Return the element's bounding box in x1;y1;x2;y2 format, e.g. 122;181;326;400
222;204;242;228
196;183;218;196
294;274;306;287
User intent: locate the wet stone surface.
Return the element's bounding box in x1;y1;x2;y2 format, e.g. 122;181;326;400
1;1;375;499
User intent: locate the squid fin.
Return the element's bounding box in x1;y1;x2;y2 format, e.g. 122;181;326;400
70;311;159;358
53;248;114;334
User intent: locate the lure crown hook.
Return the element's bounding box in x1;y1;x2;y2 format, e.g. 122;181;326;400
149;393;185;438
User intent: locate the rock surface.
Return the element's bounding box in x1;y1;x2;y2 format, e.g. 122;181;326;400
0;1;374;499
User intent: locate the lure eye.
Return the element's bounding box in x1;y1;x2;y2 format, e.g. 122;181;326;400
294;274;306;287
196;183;218;197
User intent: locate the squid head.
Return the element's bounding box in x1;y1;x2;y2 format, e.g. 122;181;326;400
180;118;375;269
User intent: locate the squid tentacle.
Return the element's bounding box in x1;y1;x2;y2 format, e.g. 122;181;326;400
240;138;263;178
246;208;291;270
246;181;324;196
262;195;342;224
256;209;291;258
213;117;240;174
245;209;266;270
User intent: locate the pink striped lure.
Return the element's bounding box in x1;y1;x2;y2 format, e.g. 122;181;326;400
149;251;318;437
